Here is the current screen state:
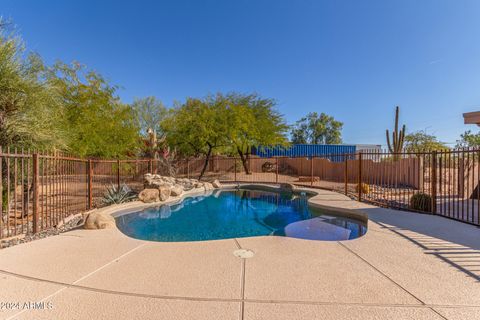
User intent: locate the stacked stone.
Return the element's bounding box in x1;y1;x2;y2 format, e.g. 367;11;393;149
138;174;222;203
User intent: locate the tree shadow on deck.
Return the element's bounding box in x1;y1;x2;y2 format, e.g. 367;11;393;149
359;207;480;282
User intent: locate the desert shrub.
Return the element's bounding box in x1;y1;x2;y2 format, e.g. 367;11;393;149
410;193;432;212
355;183;370;194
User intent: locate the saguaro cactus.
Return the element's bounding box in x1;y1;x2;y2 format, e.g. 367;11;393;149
386;106;405;155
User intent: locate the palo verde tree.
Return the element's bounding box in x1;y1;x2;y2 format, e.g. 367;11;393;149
46;62;140;158
404;131;448;152
456;130;480;148
291;112;343;144
162;95;229;179
0;19;66;149
222;93;288;174
386;106;406;157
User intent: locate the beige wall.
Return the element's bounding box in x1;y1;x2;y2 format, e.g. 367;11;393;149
184;156;425;189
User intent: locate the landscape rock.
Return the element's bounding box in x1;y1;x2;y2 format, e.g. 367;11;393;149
172;178;195;191
203;182;214;191
138;189;160;203
162;176;176;184
211;179;221;188
144;173;153;180
144;174;173;189
143;173;216;195
158;185;171;201
170;185;183;196
144;174;158;189
151;181;166;189
143;173;153;186
84;212;116;229
2;215;84;249
183;183;194;191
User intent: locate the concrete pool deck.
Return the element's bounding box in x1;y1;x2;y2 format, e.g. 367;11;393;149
0;188;479;320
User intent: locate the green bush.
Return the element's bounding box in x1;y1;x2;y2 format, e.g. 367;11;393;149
410;193;432;212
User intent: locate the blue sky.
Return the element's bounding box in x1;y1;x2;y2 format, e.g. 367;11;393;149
3;0;480;146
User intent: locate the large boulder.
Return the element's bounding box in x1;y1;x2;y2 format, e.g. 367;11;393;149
183;183;194;191
203;182;214;191
211;179;221;188
170;185;183;197
194;182;205;189
144;174;164;189
144;173;153;188
144;173;153;180
139;189;160;203
84;212;116;229
173;178;194;191
158;185;171;201
162;176;176;184
144;173;178;189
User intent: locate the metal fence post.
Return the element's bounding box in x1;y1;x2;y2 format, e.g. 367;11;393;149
187;159;190;179
135;159;138;179
234;159;237;182
148;159;153;173
117;159;121;190
32;153;39;234
310;157;314;187
87;159;93;209
275;157;279;184
358;152;363;202
344;155;348;195
431;151;437;214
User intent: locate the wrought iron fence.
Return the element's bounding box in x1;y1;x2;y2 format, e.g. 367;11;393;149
179;149;480;226
1;147;479;240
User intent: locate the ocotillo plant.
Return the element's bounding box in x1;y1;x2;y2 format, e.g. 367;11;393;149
386;106;405;160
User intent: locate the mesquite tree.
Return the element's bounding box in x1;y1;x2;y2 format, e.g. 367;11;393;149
222;93;288;174
162;93;288;178
291;112;343;145
162;96;229;180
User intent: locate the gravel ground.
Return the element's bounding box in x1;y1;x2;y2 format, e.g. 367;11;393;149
0;215;85;249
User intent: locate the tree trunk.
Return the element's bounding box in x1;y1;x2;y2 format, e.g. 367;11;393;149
237;147;250;175
198;144;213;180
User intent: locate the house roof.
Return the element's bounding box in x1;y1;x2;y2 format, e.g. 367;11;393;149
463;111;480;126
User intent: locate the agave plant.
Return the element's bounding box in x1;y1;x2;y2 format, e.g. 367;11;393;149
101;183;137;206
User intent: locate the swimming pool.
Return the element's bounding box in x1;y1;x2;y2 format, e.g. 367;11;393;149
115;188;367;242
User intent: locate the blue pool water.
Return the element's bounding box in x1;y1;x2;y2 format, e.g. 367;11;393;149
115;189;367;242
